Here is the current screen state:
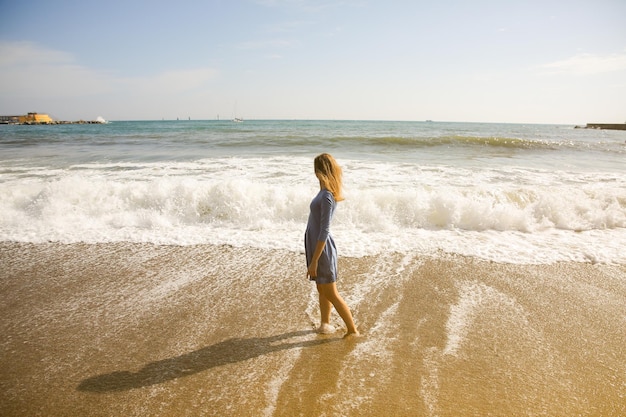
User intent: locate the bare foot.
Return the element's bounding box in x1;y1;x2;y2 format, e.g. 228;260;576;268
317;323;336;334
343;329;360;338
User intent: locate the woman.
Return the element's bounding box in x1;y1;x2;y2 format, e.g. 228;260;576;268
305;153;359;337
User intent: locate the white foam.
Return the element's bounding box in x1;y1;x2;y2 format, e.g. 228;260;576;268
421;348;441;417
443;281;531;356
328;301;402;413
1;157;625;264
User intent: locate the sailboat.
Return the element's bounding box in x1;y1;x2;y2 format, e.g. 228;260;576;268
232;102;243;122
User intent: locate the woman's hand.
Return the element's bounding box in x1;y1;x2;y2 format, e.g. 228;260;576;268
307;240;325;280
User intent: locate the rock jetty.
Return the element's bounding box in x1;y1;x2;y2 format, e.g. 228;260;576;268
0;113;108;125
575;123;626;131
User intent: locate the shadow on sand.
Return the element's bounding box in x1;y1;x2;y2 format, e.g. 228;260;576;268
78;330;338;392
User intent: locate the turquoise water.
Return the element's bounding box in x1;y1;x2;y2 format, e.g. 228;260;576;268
2;120;624;168
1;120;625;263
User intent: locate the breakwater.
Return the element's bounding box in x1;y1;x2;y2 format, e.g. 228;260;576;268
583;123;626;131
0;119;106;125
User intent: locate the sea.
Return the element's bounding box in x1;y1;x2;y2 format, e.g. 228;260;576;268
1;119;625;264
1;120;625;416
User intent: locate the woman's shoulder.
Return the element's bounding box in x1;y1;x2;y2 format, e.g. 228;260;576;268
320;189;336;203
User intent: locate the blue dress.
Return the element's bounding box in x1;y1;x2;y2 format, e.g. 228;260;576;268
305;189;337;284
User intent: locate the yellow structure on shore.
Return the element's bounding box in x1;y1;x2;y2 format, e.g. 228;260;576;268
0;112;106;124
19;112;54;124
0;112;54;124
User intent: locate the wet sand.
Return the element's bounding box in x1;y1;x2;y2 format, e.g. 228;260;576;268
1;242;625;416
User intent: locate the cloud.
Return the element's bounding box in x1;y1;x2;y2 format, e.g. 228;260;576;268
0;41;113;97
0;41;217;100
236;39;297;50
0;40;73;67
254;0;322;7
262;20;313;33
538;50;626;76
123;68;218;95
253;0;362;12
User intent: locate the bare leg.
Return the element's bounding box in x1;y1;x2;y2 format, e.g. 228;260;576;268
317;283;359;335
319;292;333;325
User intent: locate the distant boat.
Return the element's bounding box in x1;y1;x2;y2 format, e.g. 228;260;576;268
232;102;243;122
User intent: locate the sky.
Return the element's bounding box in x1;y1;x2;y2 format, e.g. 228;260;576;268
0;0;625;124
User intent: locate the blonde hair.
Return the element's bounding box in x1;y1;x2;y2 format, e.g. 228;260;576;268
314;153;344;202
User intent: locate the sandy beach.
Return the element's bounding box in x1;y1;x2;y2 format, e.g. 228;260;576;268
0;242;624;416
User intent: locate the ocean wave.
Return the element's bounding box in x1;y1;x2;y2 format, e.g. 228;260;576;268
335;135;561;150
3;121;624;163
1;162;624;263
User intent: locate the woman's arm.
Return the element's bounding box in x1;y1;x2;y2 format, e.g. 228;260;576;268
307;240;326;279
307;190;334;279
